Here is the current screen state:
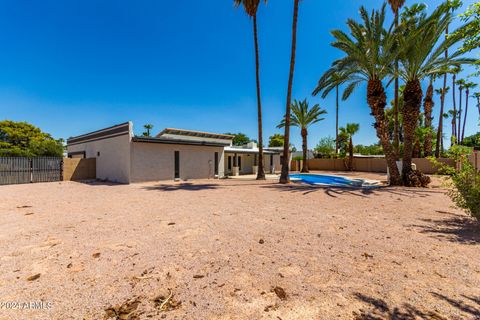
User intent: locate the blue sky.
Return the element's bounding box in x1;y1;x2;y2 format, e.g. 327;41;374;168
0;0;478;148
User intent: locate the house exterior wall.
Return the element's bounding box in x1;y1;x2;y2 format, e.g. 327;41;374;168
224;153;281;175
67;133;131;183
130;142;225;182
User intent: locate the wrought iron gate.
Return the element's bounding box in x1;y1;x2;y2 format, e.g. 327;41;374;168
0;157;63;185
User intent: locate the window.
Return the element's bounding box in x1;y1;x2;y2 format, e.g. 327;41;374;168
238;156;242;170
214;152;219;175
97;151;100;157
228;156;232;170
270;155;273;166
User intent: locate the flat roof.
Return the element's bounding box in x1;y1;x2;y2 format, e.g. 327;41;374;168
132;136;231;147
157;128;234;140
67;122;130;146
224;146;282;155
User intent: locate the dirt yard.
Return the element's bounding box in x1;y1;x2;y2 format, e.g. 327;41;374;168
0;173;479;320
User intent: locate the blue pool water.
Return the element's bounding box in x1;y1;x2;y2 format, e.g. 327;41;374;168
289;174;363;187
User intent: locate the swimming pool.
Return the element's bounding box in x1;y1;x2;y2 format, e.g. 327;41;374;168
289;173;381;188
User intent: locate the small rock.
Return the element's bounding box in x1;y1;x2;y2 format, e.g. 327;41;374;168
92;252;101;258
168;222;176;226
193;275;204;279
67;263;72;268
362;252;373;259
273;286;287;300
259;239;264;244
27;273;41;281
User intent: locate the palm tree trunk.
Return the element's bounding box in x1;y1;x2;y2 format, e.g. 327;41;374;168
451;116;455;143
402;79;423;184
393;12;400;158
348;136;353;171
435;24;449;158
477;96;480;117
335;85;339;155
435;76;447;158
367;79;401;185
301;128;308;173
461;88;469;143
452;74;457;143
423;83;434;157
280;0;300;184
458;87;463;143
253;15;265;180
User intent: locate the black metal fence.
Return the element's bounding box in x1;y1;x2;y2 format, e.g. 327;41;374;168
0;157;63;185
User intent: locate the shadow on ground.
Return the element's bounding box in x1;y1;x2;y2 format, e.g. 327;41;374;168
142;183;221;192
261;183;446;199
76;180;126;187
353;292;480;320
411;214;480;244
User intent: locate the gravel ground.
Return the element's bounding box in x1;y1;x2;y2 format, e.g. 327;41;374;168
0;173;479;320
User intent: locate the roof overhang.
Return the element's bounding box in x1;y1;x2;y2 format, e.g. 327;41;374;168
224;147;282;155
156;128;234;140
132;136;230;147
67;122;130;146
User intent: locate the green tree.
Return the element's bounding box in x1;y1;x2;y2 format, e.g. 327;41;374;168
268;134;284;147
0;120;64;157
143;124;154;137
461;82;477;142
434;86;450;152
234;0;267;180
355;143;384;156
449;65;462;142
456;78;467;142
225;132;251;146
339;123;359;170
278;99;327;173
318;4;402;184
314;136;336;158
313;70;350;155
461;132;480;147
280;0;301;184
474;92;480;117
452;2;480;54
397;2;473;184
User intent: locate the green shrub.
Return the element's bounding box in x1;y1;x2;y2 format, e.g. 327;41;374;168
448;158;480;220
430;150;480;220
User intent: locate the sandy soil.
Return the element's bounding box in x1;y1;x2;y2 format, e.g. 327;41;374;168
0;172;479;320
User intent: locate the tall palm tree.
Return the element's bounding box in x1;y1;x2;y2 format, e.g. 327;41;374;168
435;87;450;150
474;92;480;117
450;66;462;142
461;82;477;142
423;77;435;156
447;109;457;142
397;3;473;184
234;0;267;180
317;4;402;185
387;0;406;157
278;99;326;173
434;0;462;156
456;78;466;142
312;70;349;155
143;124;154;137
340;123;360;171
280;0;301;184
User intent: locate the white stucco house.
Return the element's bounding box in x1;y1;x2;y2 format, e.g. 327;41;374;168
66;121;283;184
